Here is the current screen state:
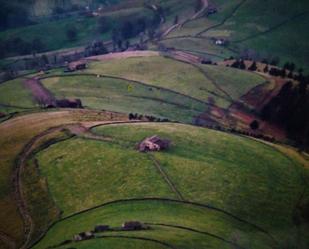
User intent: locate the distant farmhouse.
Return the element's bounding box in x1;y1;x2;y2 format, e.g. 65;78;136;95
215;39;226;46
138;135;171;152
67;61;87;71
56;98;83;108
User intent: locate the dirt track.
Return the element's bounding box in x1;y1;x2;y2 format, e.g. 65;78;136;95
161;0;209;38
11;118;139;249
23;78;57;107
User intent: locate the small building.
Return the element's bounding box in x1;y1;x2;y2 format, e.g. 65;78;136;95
122;221;148;231
67;61;87;71
215;39;225;46
138;135;171;152
56;98;83;108
94;225;110;233
73;231;94;241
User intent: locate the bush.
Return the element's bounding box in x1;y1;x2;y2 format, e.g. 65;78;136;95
250;120;260;130
66;26;78;41
248;61;257;71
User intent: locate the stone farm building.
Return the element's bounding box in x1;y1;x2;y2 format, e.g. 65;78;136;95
56;98;83;108
67;61;87;71
138;135;170;152
122;221;148;231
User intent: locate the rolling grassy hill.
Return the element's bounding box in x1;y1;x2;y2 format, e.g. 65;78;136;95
0;111;83;248
0;78;37;114
36;55;266;124
160;0;309;71
0;53;267;124
0;0;193;60
41;75;205;123
0;1;308;248
37;137;176;216
31;122;309;249
1;0;309;71
0;6;151;58
0;110;128;248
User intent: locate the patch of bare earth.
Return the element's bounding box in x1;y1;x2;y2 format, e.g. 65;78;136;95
23;78;57;107
196;60;289;140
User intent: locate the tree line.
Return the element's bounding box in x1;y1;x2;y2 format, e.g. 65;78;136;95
229;57;309;150
0;3;162;59
262;80;309;150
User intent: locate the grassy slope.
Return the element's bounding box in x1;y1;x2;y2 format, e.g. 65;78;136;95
85;56;222;105
0;0;188;58
0;6;149;57
21;129;73;246
162;0;309;71
0;79;37;114
42;75;205;123
94;123;308;239
33;201;271;249
0;110;125;248
58;236;169;249
207;0;309;70
40;56;264;122
166;0;244;38
161;37;235;60
84;56;264;107
160;0;245;58
0;55;265;120
0;17;97;53
231;13;309;71
200;64;267;100
0;111;81;247
37;138;176;216
33;123;308;249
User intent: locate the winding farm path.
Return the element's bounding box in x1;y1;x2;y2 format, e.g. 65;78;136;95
23;78;57;107
12;124;77;249
161;0;209;38
12;118;142;249
196;0;247;37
